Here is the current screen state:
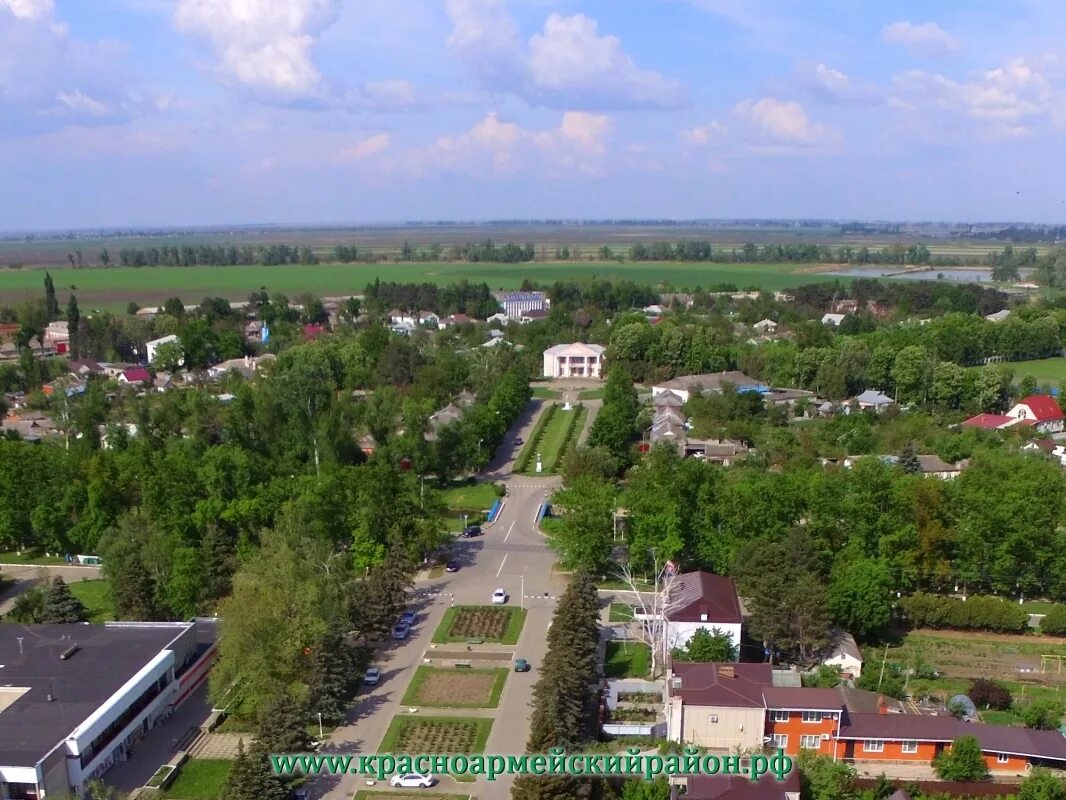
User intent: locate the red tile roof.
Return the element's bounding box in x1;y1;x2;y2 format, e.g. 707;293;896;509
671;662;772;707
666;571;743;624
1018;395;1064;421
961;413;1013;430
122;367;151;383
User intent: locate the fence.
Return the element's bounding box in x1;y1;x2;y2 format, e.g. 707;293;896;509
535;502;550;526
487;498;503;524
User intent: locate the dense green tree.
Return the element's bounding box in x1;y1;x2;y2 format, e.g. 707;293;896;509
828;556;893;640
934;736;989;781
547;477;616;573
8;586;44;623
798;752;858;800
43;272;59;320
1021;700;1064;730
223;739;287;800
307;632;361;725
673;626;737;662
39;577;88;623
1018;768;1066;800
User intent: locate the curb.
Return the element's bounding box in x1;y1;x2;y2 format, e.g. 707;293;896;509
0;563;102;569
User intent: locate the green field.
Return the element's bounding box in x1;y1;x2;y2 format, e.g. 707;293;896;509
163;759;232;800
604;642;651;679
519;404;586;475
70;579;113;623
970;358;1066;386
439;482;500;513
0;261;817;310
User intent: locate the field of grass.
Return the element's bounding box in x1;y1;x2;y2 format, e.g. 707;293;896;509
163;759;232;799
604;642;651;679
518;404;585;475
439;482;499;513
1021;600;1062;615
531;386;560;399
0;261;817;310
400;666;508;708
608;603;635;622
0;551;68;565
432;605;527;644
578;387;606;400
969;358;1066;386
70;579;113;623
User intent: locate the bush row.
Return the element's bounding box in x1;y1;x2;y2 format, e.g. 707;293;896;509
545;403;585;473
1040;605;1066;635
513;404;557;473
900;593;1030;633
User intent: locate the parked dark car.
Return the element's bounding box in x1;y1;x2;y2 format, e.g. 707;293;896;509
461;525;482;538
445;561;460;572
399;610;416;626
514;658;531;672
514;437;524;445
392;622;411;640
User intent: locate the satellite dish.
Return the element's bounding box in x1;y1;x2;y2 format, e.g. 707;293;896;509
948;694;977;721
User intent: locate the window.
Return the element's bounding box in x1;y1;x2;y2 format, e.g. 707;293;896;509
863;740;884;753
997;754;1010;764
772;734;788;749
770;710;790;723
709;715;718;723
800;735;821;750
801;710;823;723
902;741;918;754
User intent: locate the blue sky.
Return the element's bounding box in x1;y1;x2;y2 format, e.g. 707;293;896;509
2;0;1065;229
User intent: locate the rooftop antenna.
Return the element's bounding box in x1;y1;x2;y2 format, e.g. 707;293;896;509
16;638;23;656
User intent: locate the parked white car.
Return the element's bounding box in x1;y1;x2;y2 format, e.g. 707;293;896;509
491;588;508;604
390;773;436;788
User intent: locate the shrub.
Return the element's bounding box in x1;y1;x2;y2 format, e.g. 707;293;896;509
900;592;1029;633
1040;605;1066;636
514;404;557;473
1020;700;1064;730
493;483;507;497
968;678;1012;711
934;736;989;781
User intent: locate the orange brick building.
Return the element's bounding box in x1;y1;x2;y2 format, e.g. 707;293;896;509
667;663;1066;775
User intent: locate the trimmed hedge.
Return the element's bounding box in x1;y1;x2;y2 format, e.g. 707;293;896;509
1040;605;1066;635
900;592;1029;633
514;403;557;473
545;403;586;473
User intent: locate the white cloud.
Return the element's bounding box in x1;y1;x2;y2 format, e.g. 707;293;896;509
0;0;52;20
0;1;153;134
882;21;961;57
891;57;1057;140
56;90;111;117
733;97;839;149
526;14;684;108
445;3;684;109
402;111;613;177
680;121;727;145
174;0;343;96
335;132;391;163
796;63;883;106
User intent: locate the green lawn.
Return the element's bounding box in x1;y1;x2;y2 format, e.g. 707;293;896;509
604;642;651;678
532;386;560;399
980;710;1022;726
1021;600;1062;615
519;404;585;475
70;579;114;623
967;357;1066;386
163;759;232;799
578;387;606;400
0;551;67;565
439;482;500;513
608;603;635;622
431;605;527;644
400;666;508;708
0;261;817;310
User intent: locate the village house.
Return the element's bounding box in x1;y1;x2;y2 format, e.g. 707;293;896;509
962;395;1065;434
985;309;1011;322
145;334;180;364
681;770;801;800
916;454;966;480
821;313;846;327
118;367;151;386
753;319;778;334
502;291;547;319
44;321;70;354
665;662;1066;775
542;343;606;379
68;359;104;378
1;409;59;441
661;571;743;656
822;631;863;680
207;354;275;381
652;372;765;404
847;389;894;412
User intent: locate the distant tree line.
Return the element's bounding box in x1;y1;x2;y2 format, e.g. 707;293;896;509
117;244;318;267
362;279;500;318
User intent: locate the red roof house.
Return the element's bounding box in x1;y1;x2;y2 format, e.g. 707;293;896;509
1005;394;1065;433
961;413;1020;430
119;367;151;385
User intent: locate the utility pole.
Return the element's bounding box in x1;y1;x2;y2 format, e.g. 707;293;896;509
521;575;525;610
877;643;890;690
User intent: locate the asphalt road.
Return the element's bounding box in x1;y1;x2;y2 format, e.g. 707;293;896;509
314;399;568;800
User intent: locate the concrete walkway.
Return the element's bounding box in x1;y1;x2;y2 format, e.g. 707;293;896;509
106;684;213;792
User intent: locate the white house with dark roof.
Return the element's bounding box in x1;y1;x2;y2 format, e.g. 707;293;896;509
848;389;894;412
663;571;743;657
822;630;863;679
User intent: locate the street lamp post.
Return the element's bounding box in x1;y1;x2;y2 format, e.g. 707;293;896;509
317;712;323;738
521;575;525;610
